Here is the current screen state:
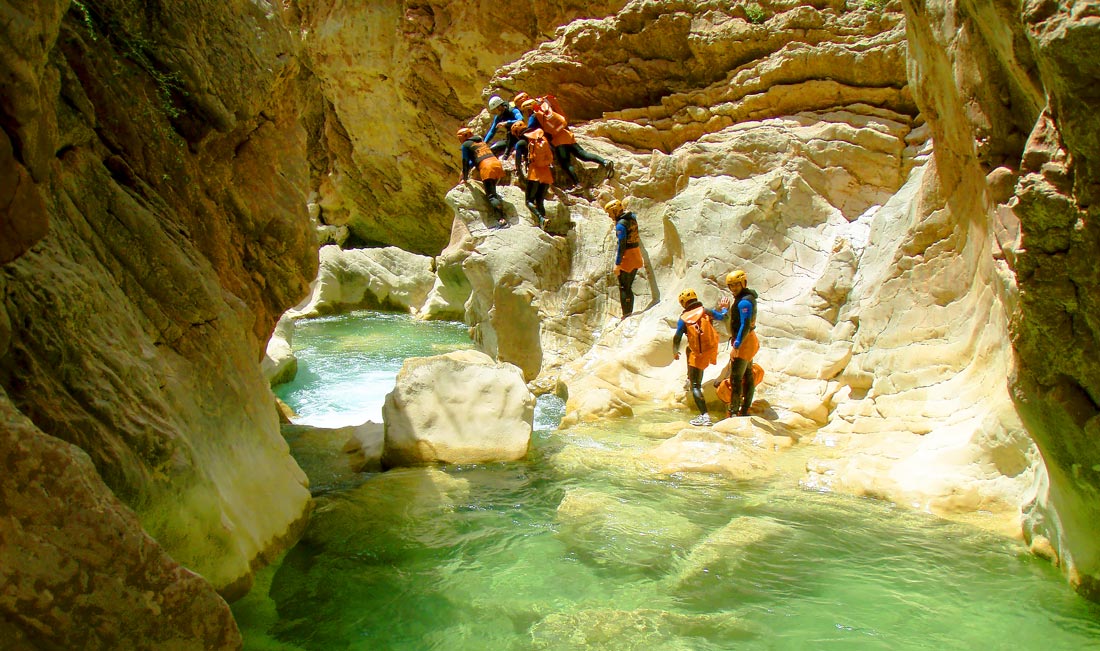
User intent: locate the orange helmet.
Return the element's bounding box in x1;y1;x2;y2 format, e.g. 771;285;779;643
513;91;530;106
520;99;538;112
455;127;473;141
510;120;528;137
603;199;625;218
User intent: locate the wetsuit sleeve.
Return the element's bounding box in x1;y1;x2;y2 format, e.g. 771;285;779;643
673;319;686;353
514;140;527;166
734;298;752;348
481;115;501;143
709;308;727;321
527;114;539;129
460;142;474;180
615;221;627;265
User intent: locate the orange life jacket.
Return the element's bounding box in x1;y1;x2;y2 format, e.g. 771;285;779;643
533;100;575;145
682;306;719;368
525;129;554;168
470;140;495;164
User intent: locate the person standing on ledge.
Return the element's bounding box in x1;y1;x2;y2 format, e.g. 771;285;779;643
712;269;760;417
673;289;729;426
457;126;508;229
511;121;555;228
604;199;643;318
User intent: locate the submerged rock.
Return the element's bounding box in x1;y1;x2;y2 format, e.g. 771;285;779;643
529;607;757;650
382;350;535;466
554;487;704;573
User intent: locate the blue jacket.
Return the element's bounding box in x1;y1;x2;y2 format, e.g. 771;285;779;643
483;106;523;143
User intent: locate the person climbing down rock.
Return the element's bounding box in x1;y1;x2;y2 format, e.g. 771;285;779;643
483;95;523;159
457;126;508;229
712;269;760;417
605;199;643;318
673;288;728;426
524;97;614;186
511;120;554;228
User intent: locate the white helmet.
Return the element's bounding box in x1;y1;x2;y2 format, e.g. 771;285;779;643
488;95;505;111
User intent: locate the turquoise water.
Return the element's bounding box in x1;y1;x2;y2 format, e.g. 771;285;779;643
239;311;1100;651
273;311;473;428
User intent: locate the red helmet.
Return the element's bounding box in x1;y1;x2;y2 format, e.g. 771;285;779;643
455;127;474;141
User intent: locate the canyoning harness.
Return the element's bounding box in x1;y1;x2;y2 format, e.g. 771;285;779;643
731;288;758;344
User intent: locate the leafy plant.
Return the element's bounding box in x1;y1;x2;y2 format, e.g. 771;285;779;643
745;2;766;24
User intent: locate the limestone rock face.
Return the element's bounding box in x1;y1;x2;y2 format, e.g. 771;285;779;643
895;0;1100;600
425;0;1058;580
382;350;534;466
291;0;629;254
294;244;437;317
0;0;316;633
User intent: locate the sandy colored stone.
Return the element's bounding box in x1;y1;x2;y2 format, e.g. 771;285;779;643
0;0;315;609
382;350;534;466
294;245;437;316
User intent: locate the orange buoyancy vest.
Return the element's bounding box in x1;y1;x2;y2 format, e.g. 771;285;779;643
682;306;719;369
470;140;503;181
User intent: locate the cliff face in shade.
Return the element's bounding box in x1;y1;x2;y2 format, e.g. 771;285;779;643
0;0;317;645
289;0;629;255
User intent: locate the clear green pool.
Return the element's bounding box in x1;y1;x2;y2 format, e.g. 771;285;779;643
239;311;1100;650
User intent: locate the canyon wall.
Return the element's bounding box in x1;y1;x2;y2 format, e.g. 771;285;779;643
289;0;629;254
323;0;1096;598
1;0;318;646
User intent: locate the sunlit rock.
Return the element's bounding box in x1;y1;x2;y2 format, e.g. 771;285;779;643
294;245;436;316
643;424;776;480
343;421;385;473
382;350;534;466
262;314;298;386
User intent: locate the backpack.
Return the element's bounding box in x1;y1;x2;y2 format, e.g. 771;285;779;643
526;129;554;168
716;363;765;404
534;99;570;137
683;307;719;360
541;94;567;120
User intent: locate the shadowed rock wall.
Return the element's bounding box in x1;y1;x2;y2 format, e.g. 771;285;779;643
1;0;318;645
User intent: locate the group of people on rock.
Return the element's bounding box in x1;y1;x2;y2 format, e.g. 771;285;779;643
457;91;615;229
458;92;760;428
602;197;762;426
671;271;761;426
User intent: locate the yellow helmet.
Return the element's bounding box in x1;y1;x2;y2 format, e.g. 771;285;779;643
678;288;698;308
520;99;538;112
726;270;747;286
603;199;624;218
455;127;474;141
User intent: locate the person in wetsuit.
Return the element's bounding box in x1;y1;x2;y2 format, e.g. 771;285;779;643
483;95;523;159
673;289;730;427
712;269;760;417
458;126;508;229
604;199;643;317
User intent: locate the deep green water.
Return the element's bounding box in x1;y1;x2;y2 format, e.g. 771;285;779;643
239;311;1100;651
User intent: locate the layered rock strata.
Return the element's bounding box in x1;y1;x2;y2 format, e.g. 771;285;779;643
405;0;1096;599
290;0;630;254
1;0;318;643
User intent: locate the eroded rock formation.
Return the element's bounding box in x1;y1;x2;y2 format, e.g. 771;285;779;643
2;0;318;644
383;0;1100;599
290;0;630;254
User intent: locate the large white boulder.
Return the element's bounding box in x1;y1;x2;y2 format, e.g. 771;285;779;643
382;350;535;466
295;244;437;316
